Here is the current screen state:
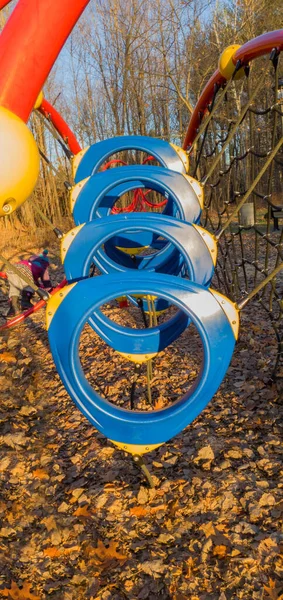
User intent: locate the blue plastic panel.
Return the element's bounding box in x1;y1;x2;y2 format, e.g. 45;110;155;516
72;166;202;227
62;214;215;354
74;135;187;183
47;272;236;445
64;214;214;286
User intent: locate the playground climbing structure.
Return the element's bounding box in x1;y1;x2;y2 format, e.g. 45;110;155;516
0;0;282;469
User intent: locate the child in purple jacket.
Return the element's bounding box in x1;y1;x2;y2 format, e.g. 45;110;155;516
6;249;51;317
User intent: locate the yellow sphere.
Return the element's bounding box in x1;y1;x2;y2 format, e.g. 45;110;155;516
218;44;245;80
0;107;40;217
34;90;44;110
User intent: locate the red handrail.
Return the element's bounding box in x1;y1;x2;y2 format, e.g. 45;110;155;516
39;99;82;155
0;279;67;330
183;29;283;150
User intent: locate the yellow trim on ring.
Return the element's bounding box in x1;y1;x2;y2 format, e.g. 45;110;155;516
72;146;90;179
117;351;157;364
192;224;218;266
46;283;77;330
210;289;239;339
116;246;149;255
170;143;189;172
182;174;204;209
110;440;164;455
130;294;157;300
70;177;89;213
61;224;85;263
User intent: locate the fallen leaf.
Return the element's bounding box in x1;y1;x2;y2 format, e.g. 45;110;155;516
32;469;49;480
154;397;165;409
0;433;27;448
43;547;61;558
0;456;10;472
57;502;69;513
157;533;174;543
213;545;228;558
50;529;62;546
225;449;243;459
263;578;283;600
41;516;57;532
141;559;166;576
0;352;16;363
86;540;128;564
130;504;166;517
137;486;149;505
43;545;80;558
200;521;216;538
0;527;16;537
195;445;215;461
1;581;40;599
62;545;80;555
130;506;148;517
259;493;276;507
73;505;93;518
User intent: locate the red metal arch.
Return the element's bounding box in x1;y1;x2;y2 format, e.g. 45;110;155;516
0;0;13;10
183;29;283;150
0;0;91;121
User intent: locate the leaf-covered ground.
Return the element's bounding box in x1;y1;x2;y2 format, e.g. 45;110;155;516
0;275;283;600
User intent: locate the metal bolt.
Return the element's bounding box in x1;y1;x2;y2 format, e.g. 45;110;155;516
48;311;52;316
232;320;237;324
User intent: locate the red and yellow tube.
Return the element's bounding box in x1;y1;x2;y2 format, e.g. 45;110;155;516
0;0;90;217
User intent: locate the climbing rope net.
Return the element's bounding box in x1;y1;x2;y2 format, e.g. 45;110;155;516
185;47;283;378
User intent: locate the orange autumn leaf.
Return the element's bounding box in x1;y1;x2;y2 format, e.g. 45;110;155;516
130;506;148;517
154;397;165;409
62;545;80;555
150;504;167;514
86;540;128;563
0;352;16;363
73;505;93;518
32;469;49;480
43;545;80;558
264;579;283;600
130;504;166;517
213;545;228;558
43;547;61;558
1;581;40;599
